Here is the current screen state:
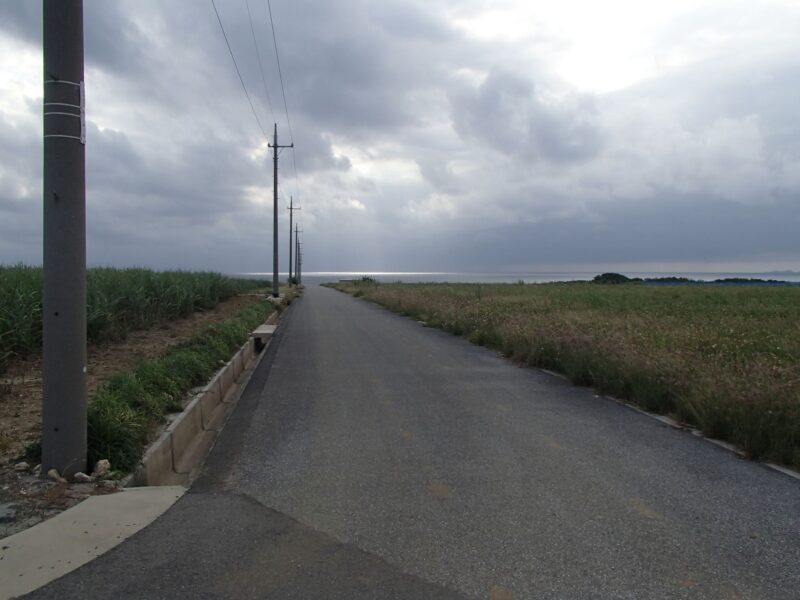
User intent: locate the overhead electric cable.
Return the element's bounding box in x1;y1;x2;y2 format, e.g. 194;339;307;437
263;0;302;207
290;147;302;204
210;0;268;140
265;0;294;142
245;0;276;124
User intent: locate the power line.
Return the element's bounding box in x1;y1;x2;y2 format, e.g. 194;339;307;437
245;0;275;125
210;0;268;140
289;146;302;207
265;0;293;143
263;1;302;214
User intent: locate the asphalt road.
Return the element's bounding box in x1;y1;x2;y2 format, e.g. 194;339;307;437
26;285;800;599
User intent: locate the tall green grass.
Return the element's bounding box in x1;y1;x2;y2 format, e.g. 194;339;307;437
331;280;800;469
0;265;265;373
87;299;274;471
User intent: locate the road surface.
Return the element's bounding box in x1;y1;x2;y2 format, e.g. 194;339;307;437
26;285;800;599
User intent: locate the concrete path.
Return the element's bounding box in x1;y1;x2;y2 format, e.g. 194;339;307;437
1;487;185;599
23;286;800;599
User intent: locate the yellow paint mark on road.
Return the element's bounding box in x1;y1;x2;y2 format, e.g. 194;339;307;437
543;437;562;450
677;576;698;589
402;431;414;441
489;586;517;600
429;483;450;499
630;498;662;521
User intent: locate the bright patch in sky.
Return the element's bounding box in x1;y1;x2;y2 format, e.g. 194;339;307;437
0;38;41;122
454;0;799;93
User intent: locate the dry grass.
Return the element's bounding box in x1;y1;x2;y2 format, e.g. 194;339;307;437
331;280;800;469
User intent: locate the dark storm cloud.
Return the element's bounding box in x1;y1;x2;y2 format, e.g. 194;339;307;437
0;2;149;75
307;192;800;272
260;0;473;138
504;193;800;269
449;67;602;163
293;131;351;173
280;18;426;133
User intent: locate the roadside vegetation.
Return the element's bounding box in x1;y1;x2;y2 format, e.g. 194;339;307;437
329;279;800;469
0;265;265;373
86;298;274;472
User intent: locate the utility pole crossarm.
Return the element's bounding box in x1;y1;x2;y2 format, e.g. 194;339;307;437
267;123;293;297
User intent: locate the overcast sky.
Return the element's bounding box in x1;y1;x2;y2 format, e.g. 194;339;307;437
1;0;799;274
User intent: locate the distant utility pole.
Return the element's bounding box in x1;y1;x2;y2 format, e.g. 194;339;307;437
287;195;300;284
42;0;87;477
297;242;303;284
294;224;300;285
268;123;292;297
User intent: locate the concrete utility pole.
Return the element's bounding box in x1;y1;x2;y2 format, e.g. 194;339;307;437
294;225;302;285
297;243;303;284
42;0;87;477
268;124;292;297
287;195;300;285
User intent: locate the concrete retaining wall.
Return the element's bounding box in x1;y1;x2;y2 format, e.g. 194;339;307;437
133;323;273;486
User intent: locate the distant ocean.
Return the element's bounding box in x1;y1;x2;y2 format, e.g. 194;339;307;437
240;271;800;284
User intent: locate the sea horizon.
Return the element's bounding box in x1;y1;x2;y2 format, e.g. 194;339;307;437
238;270;800;284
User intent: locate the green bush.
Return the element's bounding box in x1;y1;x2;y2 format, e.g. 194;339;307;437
593;272;633;284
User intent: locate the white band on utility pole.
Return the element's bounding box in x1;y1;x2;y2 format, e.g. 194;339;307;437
43;80;85;144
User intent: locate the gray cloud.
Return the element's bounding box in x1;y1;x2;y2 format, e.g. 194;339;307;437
0;2;149;75
450;67;603;162
0;0;798;275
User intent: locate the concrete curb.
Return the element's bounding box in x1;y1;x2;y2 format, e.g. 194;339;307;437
623;396;800;482
587;386;800;483
132;312;280;487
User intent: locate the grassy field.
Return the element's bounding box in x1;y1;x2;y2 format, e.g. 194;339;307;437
0;265;265;373
331;280;800;469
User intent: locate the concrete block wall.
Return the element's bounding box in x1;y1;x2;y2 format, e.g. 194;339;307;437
133;326;272;486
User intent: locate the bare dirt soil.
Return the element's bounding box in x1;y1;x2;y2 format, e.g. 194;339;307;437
0;293;262;538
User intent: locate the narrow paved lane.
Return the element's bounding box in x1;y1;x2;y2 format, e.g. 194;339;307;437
28;286;800;599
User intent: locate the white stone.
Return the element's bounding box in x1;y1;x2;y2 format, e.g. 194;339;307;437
73;472;92;483
92;459;111;478
13;461;30;472
47;469;67;484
